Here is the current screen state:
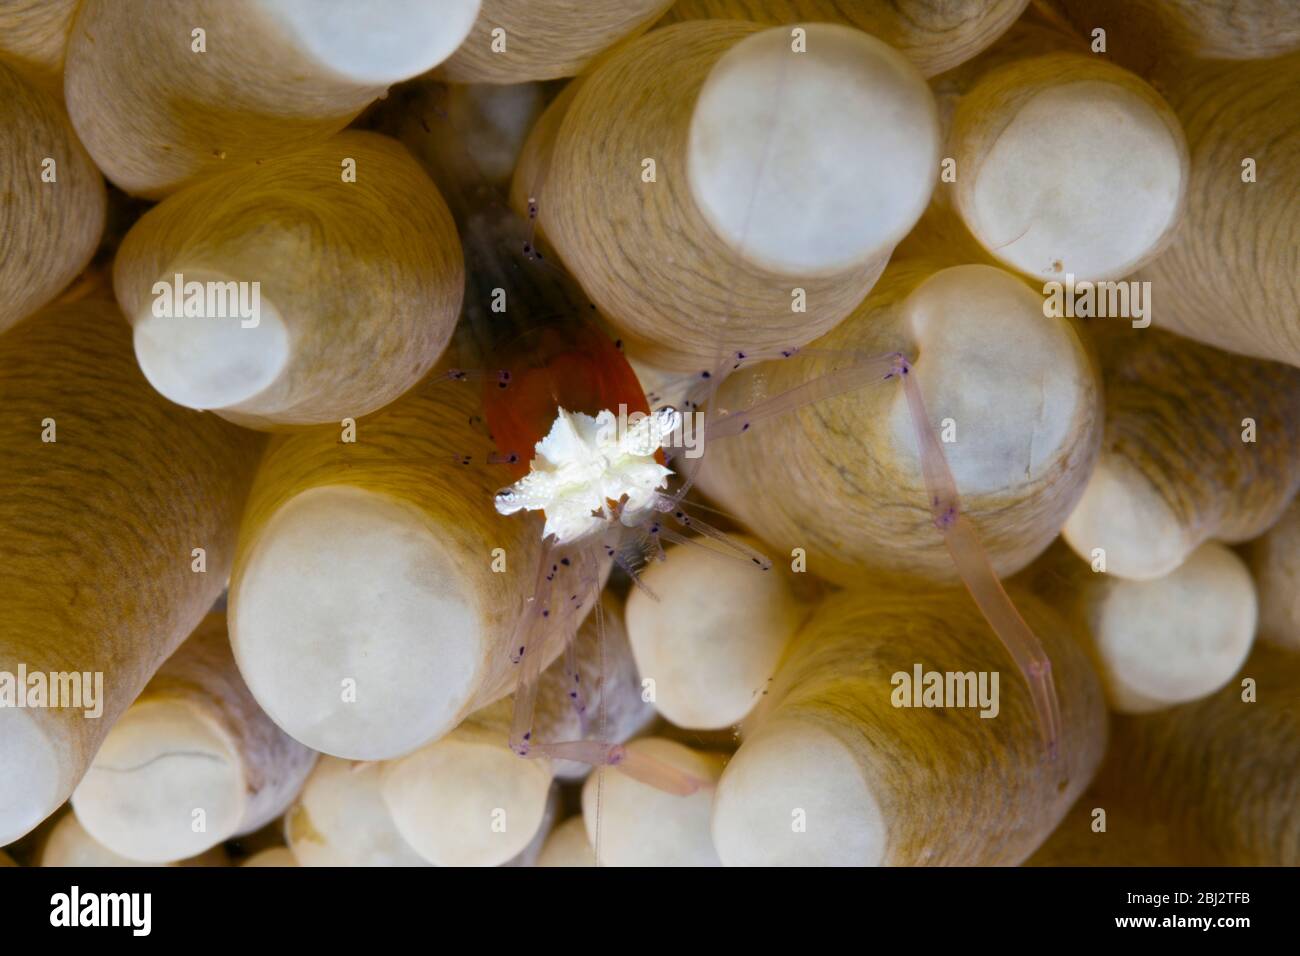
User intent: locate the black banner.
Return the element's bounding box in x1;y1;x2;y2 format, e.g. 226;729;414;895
0;867;1281;942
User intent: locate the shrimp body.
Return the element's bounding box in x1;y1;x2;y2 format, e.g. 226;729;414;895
482;319;651;478
484;319;682;545
433;200;724;795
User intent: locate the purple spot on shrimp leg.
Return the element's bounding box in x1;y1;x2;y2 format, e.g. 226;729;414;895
647;497;774;572
564;631;588;721
508;542;599;756
507;538;562;753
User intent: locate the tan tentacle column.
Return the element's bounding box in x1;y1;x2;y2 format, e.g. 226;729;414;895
227;366;547;761
0;299;265;845
1139;53;1300;367
72;614;318;863
659;0;1028;76
64;0;480;197
1246;499;1300;651
436;0;674;83
0;0;79;95
711;586;1107;865
1024;787;1185;866
696;260;1102;587
0;60;105;334
1044;0;1300;69
1095;643;1300;866
113;131;463;430
1063;327;1300;580
516;21;940;370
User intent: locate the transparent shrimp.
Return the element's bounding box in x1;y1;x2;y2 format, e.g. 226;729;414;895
404;75;1066;872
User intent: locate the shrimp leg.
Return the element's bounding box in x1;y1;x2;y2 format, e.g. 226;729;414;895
900;359;1063;764
674;347;1064;763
